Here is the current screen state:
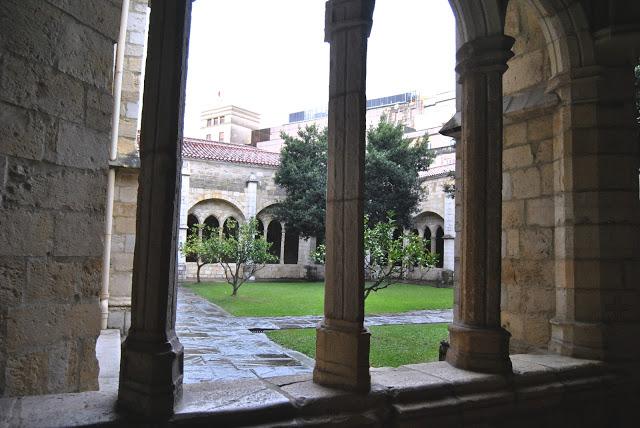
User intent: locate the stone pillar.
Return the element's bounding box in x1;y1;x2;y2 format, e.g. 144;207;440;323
443;194;455;271
118;0;192;419
246;173;258;220
429;226;436;253
446;35;514;374
177;161;190;278
279;223;286;264
549;33;640;362
313;0;374;393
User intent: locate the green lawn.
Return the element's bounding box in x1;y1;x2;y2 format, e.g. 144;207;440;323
266;323;449;367
186;281;452;317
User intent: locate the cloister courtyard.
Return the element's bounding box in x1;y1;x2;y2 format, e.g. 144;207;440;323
177;282;453;383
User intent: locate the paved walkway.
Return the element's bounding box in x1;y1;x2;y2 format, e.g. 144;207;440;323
176;286;452;384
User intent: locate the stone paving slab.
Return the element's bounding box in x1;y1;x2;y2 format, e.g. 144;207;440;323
176;286;453;384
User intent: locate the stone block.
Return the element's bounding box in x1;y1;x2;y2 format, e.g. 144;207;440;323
525;198;554;226
504;50;546;94
511;167;541;199
111;252;133;272
0;208;54;257
6;303;100;351
524;286;555;315
520;225;553;258
46;340;77;393
56;120;109;170
113;216;136;234
117;185;139;204
113;202;137;218
79;257;102;299
506;229;519;257
46;0;121;40
526;114;553;141
523;316;551;346
78;337;99;391
539;163;554;196
53;212;103;257
124;234;136;253
502;200;525;228
86;87;113;133
4;351;49;396
503;145;533;170
25;257;77;302
0;257;25;306
532;139;553;164
4;159;106;212
0;52;84;124
0;102;55;161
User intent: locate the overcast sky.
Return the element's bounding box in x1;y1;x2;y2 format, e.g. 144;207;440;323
183;0;456;135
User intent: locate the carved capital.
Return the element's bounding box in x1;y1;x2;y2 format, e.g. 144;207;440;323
456;35;515;78
324;0;375;42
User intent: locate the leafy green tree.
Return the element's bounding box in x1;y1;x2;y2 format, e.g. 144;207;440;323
311;214;438;299
180;224;218;283
275;118;434;238
210;218;278;296
365;119;434;228
274;125;328;239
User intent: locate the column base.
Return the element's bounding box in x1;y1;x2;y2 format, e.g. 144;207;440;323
118;331;184;419
313;320;371;393
446;323;512;374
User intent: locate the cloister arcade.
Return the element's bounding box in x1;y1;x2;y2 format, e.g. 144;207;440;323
116;0;639;420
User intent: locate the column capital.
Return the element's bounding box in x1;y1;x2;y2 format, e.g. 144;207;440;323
324;0;375;42
455;35;515;78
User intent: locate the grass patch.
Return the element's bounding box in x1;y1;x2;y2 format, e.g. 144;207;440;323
266;323;449;367
186;281;452;317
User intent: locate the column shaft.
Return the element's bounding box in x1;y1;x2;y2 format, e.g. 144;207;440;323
118;0;192;418
313;0;374;393
446;35;514;374
280;226;286;264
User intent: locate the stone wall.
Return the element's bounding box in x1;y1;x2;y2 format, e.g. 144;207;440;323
0;0;120;396
187;158;285;219
500;0;556;353
107;169;138;333
106;0;148;334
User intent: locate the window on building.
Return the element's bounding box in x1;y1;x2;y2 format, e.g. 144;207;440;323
205;134;211;140
219;115;225;123
218;131;225;141
206;118;212;127
213;117;219;125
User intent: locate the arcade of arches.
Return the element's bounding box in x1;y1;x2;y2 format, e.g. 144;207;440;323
0;0;639;426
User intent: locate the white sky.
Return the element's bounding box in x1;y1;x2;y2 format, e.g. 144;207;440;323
183;0;456;135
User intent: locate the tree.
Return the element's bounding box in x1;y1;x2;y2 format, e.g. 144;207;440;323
365;119;434;227
180;224;217;283
311;214;439;299
274;125;327;239
211;218;278;296
275;118;434;238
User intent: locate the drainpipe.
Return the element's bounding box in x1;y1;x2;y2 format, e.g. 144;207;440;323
101;0;130;330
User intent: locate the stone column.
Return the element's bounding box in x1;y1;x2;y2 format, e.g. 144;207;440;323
429;226;436;253
246;173;258;220
279;223;286;264
313;0;374;393
443;194;456;271
118;0;192;418
177;161;190;279
446;35;514;374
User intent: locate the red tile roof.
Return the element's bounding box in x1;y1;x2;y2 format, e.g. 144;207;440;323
182;138;280;167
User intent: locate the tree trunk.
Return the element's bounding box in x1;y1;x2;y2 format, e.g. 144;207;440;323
231;285;238;296
196;263;201;283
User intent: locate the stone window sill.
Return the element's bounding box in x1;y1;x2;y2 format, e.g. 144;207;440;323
0;354;628;427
